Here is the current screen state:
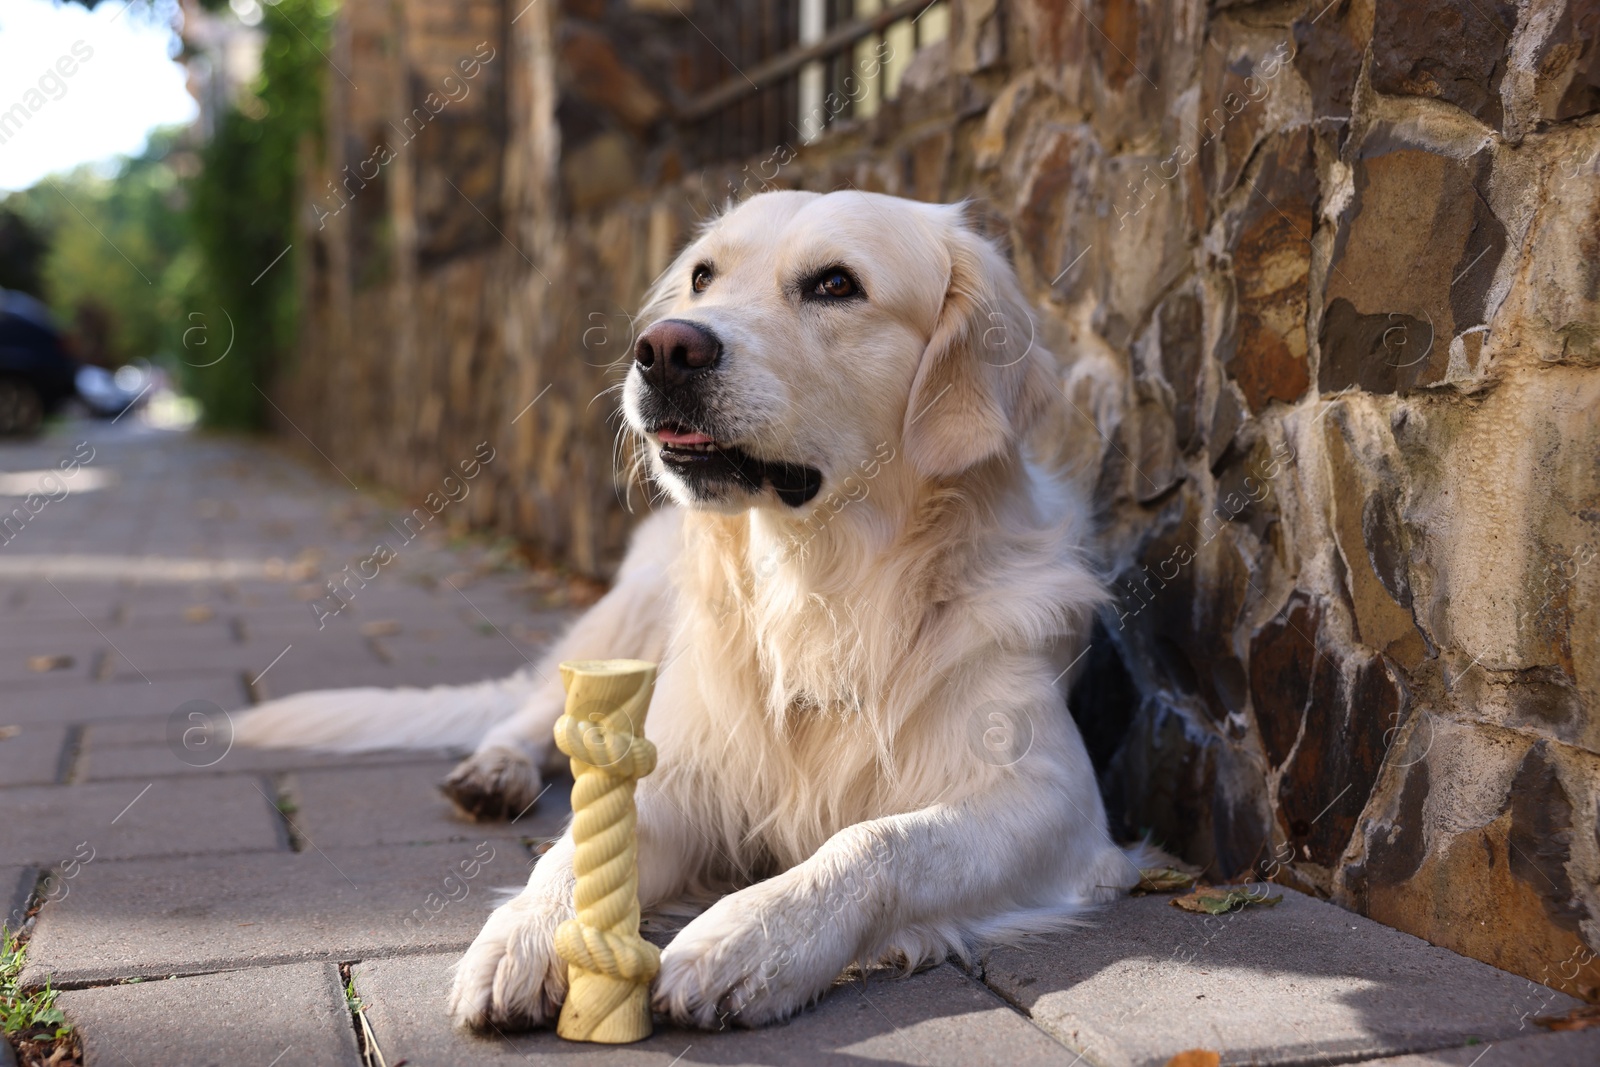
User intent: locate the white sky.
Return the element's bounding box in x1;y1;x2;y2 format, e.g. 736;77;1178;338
0;0;198;192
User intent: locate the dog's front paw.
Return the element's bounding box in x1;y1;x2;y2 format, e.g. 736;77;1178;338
653;889;846;1029
449;892;570;1030
441;745;542;821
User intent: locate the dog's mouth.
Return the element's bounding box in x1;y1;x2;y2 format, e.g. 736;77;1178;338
655;426;720;453
649;423;822;507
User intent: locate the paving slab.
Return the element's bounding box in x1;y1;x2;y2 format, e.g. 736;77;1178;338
980;890;1586;1067
355;951;1076;1067
0;776;284;866
0;722;70;786
290;761;572;848
236;619;395;654
1361;1028;1600;1065
75;627;263;676
0;636;106;686
58;961;360;1067
0;619;132;650
21;841;536;985
4;866;35;930
231;596;361;624
115;596;257;627
231;631;393;675
254;656;534;698
367;627;548;663
4;675;251;727
79;724;461;781
0;581;125;625
102;641;390;685
110;590;248;610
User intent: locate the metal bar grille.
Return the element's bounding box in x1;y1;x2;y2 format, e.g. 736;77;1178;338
678;0;947;162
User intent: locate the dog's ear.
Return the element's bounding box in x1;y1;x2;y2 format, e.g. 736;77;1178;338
902;213;1056;479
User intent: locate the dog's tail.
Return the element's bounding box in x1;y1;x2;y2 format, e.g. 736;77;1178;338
231;672;533;752
1120;838;1191;877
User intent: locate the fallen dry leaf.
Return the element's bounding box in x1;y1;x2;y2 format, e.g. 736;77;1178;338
1172;886;1282;915
359;619;403;637
0;724;19;740
1533;1003;1600;1031
1165;1051;1220;1067
28;654;74;673
183;604;215;622
1137;866;1198;894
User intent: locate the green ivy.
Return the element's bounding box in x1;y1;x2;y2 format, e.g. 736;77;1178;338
2;128;193;371
185;0;334;428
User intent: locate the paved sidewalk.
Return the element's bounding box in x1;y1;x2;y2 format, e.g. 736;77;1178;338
3;420;1596;1067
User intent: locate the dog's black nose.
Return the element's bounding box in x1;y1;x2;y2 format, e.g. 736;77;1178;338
634;319;720;391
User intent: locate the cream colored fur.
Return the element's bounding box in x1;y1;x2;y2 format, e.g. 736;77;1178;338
235;191;1142;1031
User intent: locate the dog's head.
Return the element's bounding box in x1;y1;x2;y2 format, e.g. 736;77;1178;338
623;191;1055;512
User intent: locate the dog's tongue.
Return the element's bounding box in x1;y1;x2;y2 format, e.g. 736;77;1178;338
658;428;715;446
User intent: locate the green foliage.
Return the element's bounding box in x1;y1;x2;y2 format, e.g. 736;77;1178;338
0;208;48;295
186;0;334;428
1;129;195;368
1;0;333;429
1;927;70;1042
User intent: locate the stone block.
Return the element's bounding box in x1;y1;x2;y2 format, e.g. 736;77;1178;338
559;24;663;130
1292;1;1365;121
57;961;359;1067
1370;0;1516;127
1223;128;1314;413
1319;141;1504;395
355;952;1076;1066
981;891;1585;1067
21;842;535;985
1157;289;1205;454
563;132;642;212
1355;725;1600;1002
1197;18;1285;200
1248;591;1398;867
0;777;284;867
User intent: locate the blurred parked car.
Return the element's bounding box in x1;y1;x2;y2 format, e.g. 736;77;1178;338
0;288;77;436
75;361;150;420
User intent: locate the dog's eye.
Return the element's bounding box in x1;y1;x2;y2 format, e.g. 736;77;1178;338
691;265;713;294
812;270;857;299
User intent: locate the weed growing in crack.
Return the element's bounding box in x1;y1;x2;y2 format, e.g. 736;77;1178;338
2;925;79;1066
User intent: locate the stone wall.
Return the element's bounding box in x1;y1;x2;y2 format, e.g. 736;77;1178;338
281;0;1600;999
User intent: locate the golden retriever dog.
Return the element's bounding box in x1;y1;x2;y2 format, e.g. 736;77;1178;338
236;190;1146;1030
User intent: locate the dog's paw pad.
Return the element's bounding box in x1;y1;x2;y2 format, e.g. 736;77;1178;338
440;746;542;822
